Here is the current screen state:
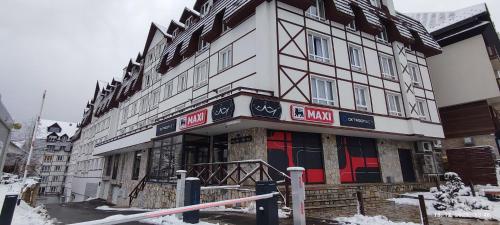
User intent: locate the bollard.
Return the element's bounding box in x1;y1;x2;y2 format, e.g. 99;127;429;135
418;195;429;225
175;170;187;219
434;176;441;192
0;194;18;225
469;182;476;197
255;181;279;225
356;191;365;215
287;167;306;225
183;178;201;224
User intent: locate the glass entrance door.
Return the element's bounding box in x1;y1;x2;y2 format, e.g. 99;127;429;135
182;134;210;167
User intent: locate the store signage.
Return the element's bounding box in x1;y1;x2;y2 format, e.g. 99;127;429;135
339;112;375;129
212;98;235;122
179;109;208;130
230;135;253;144
156;119;177;136
290;105;334;124
250;98;282;120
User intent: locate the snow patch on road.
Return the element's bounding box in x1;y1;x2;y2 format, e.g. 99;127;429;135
336;214;419;225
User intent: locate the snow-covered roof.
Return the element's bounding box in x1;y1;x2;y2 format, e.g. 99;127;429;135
36;119;78;139
408;4;488;33
153;22;168;36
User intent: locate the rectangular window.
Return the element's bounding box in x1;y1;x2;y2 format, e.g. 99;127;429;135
111;155;120;180
408;64;421;87
308;32;331;63
150;89;161;110
347;21;357;31
349;44;364;71
55;166;61;171
377;26;389;43
386;92;403;117
47;145;55;151
121;106;128;124
105;156;112;176
132;151;142;180
354;85;370;112
311;77;336;106
306;0;326;20
57;155;64;161
178;72;188;92
163;81;174;100
219;46;233;71
194;61;209;88
379;54;397;80
198;39;208;51
416;99;429;120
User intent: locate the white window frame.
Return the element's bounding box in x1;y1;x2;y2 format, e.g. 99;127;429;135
377;26;389;43
346;21;357;31
185;17;192;28
386;92;404;117
307;31;332;63
163;80;174;100
178;72;188;92
198;38;209;51
379;54;397;80
408;63;421;87
200;1;212;17
311;76;337;106
194;61;209;88
219;46;233;71
416;99;429;121
349;44;364;71
306;0;326;21
354;85;371;112
370;0;381;8
150;89;161;110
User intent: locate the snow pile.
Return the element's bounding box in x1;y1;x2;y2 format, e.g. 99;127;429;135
202;202;291;218
96;205;152;212
0;176;54;225
389;173;500;221
336;214;419;225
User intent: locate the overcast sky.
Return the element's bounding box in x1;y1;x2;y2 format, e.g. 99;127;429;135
0;0;499;123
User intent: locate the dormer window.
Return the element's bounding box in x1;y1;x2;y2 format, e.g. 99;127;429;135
198;38;209;51
377;25;389;43
172;29;179;38
200;1;212;17
370;0;382;8
185;17;192;28
306;0;326;21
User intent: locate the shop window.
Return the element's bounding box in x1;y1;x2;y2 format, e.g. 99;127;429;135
307;31;331;63
148;136;183;181
267;131;325;184
337;136;381;183
132;151;142;180
306;0;326;21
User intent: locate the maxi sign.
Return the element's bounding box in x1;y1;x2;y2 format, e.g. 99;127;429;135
180;109;208;130
290;105;334;124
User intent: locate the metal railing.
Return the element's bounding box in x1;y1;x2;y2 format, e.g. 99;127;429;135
128;175;149;206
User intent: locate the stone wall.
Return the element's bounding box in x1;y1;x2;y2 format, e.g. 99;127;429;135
377;140;417;183
443;134;499;158
322;134;340;185
228;128;267;162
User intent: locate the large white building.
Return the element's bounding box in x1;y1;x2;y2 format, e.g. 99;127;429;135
70;0;445;209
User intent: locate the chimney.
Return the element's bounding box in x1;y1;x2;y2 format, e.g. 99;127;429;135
382;0;396;16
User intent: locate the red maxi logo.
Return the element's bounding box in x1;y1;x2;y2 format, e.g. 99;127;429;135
179;109;208;130
290;105;334;124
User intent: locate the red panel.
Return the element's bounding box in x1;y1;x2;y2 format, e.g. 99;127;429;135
305;169;325;183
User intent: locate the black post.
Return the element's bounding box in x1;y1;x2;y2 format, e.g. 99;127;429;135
418;195;429;225
0;194;18;225
469;182;476;197
356;191;365;215
434;176;441;191
256;181;278;225
183;178;201;224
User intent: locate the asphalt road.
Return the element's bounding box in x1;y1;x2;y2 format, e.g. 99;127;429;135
45;199;339;225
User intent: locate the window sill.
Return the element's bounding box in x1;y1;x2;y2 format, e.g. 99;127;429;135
309;56;332;64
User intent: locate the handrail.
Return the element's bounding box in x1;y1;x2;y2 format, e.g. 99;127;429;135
128;175;149;206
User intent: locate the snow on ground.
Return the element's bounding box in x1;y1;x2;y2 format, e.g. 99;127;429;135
389;186;500;221
96;205;152;212
335;214;419;225
0;174;54;225
202;202;291;218
142;215;218;225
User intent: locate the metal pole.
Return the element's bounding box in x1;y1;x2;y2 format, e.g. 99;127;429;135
175;170;187;219
23;90;46;182
287;167;306;225
418;195;429;225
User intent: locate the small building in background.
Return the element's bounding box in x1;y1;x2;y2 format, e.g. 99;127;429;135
411;4;500;184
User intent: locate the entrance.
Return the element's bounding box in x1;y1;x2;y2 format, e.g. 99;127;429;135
337;136;382;183
182;134;211;167
398;149;417;182
267;130;325;184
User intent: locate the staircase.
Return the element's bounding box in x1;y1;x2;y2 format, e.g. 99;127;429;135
128;175;149;206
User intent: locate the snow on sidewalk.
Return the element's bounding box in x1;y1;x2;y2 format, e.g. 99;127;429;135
0;174;54;225
335;214;419;225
